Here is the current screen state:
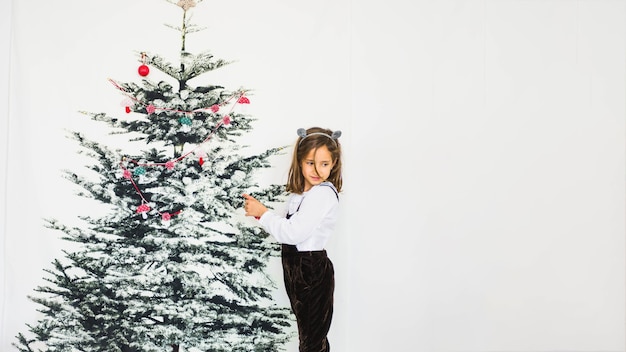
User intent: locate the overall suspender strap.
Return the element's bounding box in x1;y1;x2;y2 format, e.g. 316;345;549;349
286;182;338;219
322;182;339;200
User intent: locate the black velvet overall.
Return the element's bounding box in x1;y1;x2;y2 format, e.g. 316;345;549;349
282;185;336;352
281;244;334;352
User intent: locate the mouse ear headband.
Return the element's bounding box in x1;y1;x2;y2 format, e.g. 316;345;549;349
297;128;342;146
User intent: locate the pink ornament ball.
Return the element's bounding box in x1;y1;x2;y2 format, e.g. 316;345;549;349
138;64;150;77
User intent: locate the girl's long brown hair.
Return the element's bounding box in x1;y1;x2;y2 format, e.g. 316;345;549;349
286;127;343;194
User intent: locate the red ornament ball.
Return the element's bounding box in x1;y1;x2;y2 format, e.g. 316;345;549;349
138;64;150;77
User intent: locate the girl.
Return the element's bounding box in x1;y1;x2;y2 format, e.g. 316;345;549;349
242;127;343;352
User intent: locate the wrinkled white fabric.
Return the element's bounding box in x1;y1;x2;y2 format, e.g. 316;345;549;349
259;183;338;251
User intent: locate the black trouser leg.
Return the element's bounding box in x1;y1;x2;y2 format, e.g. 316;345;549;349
282;245;335;352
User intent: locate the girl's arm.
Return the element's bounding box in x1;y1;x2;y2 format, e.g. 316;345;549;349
256;186;338;245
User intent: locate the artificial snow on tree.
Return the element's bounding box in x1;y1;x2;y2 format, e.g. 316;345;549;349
14;1;293;351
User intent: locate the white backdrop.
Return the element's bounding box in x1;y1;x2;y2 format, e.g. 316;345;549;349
1;1;625;352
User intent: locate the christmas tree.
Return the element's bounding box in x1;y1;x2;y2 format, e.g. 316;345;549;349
14;1;293;351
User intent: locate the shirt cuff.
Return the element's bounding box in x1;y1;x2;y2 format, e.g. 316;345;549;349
258;210;273;225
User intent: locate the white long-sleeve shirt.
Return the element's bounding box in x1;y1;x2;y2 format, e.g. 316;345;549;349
258;183;339;251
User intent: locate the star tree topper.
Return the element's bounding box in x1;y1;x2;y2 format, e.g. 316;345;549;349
177;0;196;11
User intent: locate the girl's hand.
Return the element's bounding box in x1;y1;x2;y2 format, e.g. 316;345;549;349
242;194;267;219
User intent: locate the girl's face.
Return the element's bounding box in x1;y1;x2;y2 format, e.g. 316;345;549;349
301;145;335;192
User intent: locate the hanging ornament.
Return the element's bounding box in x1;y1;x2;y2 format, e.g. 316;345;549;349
210;104;220;113
138;52;150;77
133;167;146;176
146;104;156;114
121;98;133;114
165;161;175;170
179;116;192;126
162;210;181;225
237;94;250;113
136;203;151;219
238;96;250;104
194;148;206;165
222;115;231;126
138;65;150;77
